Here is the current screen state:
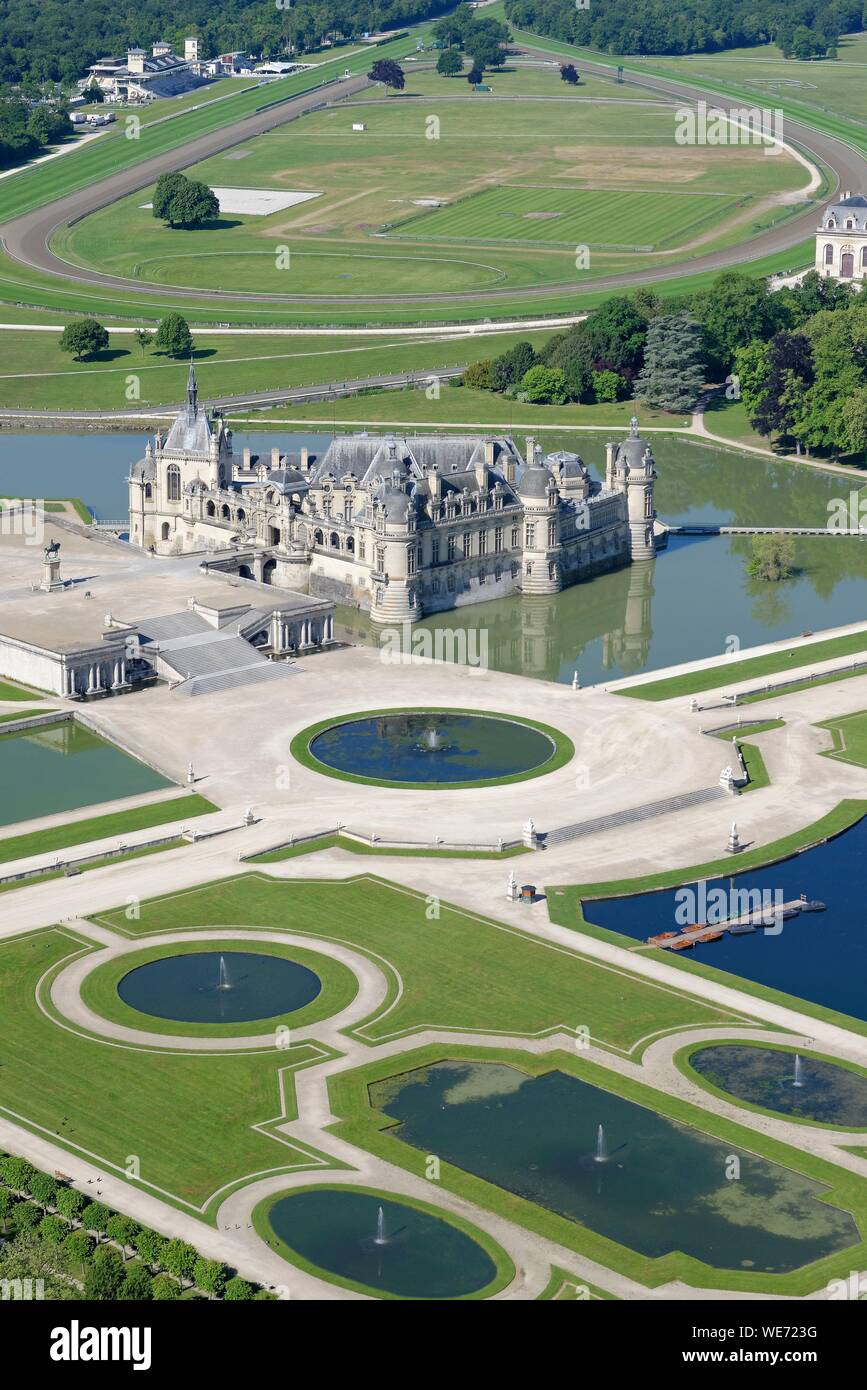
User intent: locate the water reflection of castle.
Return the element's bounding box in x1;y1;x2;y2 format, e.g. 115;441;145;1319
337;556;655;683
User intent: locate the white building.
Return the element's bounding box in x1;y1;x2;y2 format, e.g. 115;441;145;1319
128;367;657;625
81;41;205;102
816;192;867;283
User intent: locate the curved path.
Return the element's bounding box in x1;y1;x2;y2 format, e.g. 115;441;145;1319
1;45;863;311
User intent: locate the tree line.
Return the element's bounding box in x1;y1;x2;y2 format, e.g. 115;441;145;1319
0;0;453;89
503;0;866;59
0;87;69;168
0;1153;264;1300
458;269;867;456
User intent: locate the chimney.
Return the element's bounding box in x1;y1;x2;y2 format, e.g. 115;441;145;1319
242;447;251;470
300;446;309;470
484;438;495;468
271;446;280;469
525;436;535;468
427;464;441;502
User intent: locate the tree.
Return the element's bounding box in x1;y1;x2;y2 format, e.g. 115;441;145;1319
85;81;104;104
560;63;579;84
106;1214;139;1260
840;386;867;457
368;59;405;91
154;313;193;359
134;329;154;356
492;339;537;390
467;64;483;84
38;1214;68;1246
747;535;795;581
152;172;187;222
58;318;108;362
463;358;496;390
152;1273;180;1301
11;1200;41;1235
436;48;463;76
166;179;220;228
224;1275;255;1301
592;368;623;402
690;271;779;372
28;1172;57;1209
63;1229;94;1279
84;1246;125;1301
634;313;706;411
121;1265;154;1300
193;1256;227;1299
81;1201;111;1243
55;1187;85;1225
162;1238;197;1286
134;1227;166;1271
520;364;567;403
748;330;814;442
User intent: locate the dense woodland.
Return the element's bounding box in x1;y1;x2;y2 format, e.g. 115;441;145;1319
0;0;452;88
504;0;867;58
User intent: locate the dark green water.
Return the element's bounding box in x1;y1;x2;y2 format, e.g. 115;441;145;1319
0;720;171;827
117;950;321;1024
308;711;555;783
267;1189;498;1298
690;1047;867;1129
373;1061;858;1273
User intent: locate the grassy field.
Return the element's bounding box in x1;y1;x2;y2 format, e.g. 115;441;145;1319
54;58;809;302
0;793;216;865
0;928;329;1212
247;833;531;862
618;628;867;701
0;325;561;412
90;873;751;1052
816;710;867;768
0;838;188;894
702;396;772;450
248;382;690;429
0;679;42;701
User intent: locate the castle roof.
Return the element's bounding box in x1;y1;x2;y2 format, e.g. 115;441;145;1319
162;364;212;455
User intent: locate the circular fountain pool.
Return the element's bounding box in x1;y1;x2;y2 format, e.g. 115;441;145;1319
687;1045;867;1129
116;950;321;1024
263;1188;504;1298
294;708;572;788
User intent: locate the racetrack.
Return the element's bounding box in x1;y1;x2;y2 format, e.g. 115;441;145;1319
1;45;862;313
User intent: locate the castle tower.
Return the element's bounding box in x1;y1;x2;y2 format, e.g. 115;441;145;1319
368;481;420;625
613;417;656;562
517;445;562;596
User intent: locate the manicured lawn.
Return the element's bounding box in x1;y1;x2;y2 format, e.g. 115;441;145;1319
0;929;328;1212
738;740;771;792
0;679;40;702
816;710;867;769
0;707;45;724
618;628;867;701
329;1042;867;1295
257;383;689;430
90;872;749;1051
0;837;188;894
703;396;772;450
0;793;217;865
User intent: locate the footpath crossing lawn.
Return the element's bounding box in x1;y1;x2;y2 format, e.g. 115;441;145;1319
816;710;867;769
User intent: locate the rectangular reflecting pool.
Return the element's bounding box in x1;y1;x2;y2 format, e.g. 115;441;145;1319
0;720;172;827
372;1061;859;1274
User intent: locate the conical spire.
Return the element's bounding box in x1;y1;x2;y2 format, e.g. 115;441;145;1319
186;359;198;414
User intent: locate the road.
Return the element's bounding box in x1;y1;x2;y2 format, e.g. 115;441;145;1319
0;365;466;421
1;46;863;309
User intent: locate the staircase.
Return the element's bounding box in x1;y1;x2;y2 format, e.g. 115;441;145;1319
543;785;727;849
154;628;294;698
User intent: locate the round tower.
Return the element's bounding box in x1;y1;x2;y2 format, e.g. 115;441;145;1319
368;481;420;625
517;455;562;596
614;417;657;562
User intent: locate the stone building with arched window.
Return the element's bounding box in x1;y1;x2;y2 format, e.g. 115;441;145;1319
815;192;867;283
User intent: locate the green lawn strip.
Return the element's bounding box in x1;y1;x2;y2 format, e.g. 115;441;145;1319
0;708;45;725
290;706;575;790
0;678;43;702
87;872;747;1053
0;837;187;895
617;629;867;701
247;833;531;863
843;1147;867;1161
251;1183;515;1301
546;800;867;1039
327;1042;867;1295
538;1267;618;1299
815;710;867;769
79;935;358;1041
738;741;771;792
0;793;217;866
0;928;339;1213
673;1037;867;1135
709;718;785;737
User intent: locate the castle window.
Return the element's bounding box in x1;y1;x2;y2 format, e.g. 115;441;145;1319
330;531;340;549
447;572;455;591
166;464;180;501
846;219;855;230
494;526;503;552
161;522;170;540
221;504;230;520
547;519;556;547
511;526;519;548
495;565;502;582
344;498;353;523
144;483;152;500
645;490;653;518
447;534;456;562
237;508;246;522
863;247;867;267
206;501;216;517
525;523;536;548
408;546;416;575
462;532;471;559
824;243;834;264
359;537;366;560
313;528;324;546
346;536;355;554
478;529;487;556
431;537;440;566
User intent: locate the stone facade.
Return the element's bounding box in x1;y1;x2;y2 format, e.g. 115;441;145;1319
129;369;656;624
815;193;867;283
